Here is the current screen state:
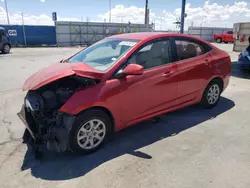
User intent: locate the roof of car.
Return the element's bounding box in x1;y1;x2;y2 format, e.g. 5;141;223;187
107;32;191;41
107;32;213;48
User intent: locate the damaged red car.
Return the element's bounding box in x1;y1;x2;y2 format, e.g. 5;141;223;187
18;33;231;155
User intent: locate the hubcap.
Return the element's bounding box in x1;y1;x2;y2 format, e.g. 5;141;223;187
4;45;10;53
207;84;220;105
77;119;106;150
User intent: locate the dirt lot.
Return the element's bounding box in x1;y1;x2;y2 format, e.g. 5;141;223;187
0;44;250;188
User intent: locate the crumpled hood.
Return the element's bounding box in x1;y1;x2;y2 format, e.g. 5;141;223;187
23;63;104;90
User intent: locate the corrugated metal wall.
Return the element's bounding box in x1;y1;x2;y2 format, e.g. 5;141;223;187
188;26;233;41
233;22;250;52
56;21;154;46
0;25;56;46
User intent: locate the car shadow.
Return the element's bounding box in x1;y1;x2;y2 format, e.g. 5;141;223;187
0;52;12;56
21;97;235;180
231;61;250;79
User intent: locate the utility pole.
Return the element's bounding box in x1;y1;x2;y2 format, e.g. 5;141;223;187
4;0;10;25
160;16;163;30
190;21;193;35
109;0;111;23
21;12;27;46
180;0;186;34
144;0;148;24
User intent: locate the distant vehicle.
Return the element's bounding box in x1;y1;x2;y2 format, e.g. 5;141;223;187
0;27;11;54
214;31;234;43
18;32;231;155
237;50;250;70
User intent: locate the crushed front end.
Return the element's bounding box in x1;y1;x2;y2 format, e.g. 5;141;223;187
18;76;98;153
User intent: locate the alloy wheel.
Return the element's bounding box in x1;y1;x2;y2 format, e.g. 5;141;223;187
207;84;220;105
77;119;106;150
4;44;10;53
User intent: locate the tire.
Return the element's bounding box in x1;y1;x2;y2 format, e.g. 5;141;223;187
22;128;32;143
224;41;228;44
69;109;112;155
216;38;222;43
2;44;10;54
200;81;222;109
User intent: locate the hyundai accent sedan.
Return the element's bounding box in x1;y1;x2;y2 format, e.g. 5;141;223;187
18;32;231;155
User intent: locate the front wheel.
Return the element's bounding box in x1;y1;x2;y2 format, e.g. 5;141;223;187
2;44;10;54
69;109;112;155
200;81;222;108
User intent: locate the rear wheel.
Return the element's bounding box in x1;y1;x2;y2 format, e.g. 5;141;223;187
2;44;10;54
69;109;112;155
216;38;222;43
200;81;222;108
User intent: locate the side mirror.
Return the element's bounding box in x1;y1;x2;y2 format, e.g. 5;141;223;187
115;64;144;78
60;59;68;63
123;64;144;75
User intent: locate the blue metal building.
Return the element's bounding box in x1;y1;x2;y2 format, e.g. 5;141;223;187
0;25;56;46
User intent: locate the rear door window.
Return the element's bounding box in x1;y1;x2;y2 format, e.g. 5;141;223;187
174;38;211;61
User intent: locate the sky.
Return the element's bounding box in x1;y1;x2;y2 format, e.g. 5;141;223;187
0;0;250;30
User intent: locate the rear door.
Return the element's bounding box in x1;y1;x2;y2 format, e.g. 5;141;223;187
172;37;213;105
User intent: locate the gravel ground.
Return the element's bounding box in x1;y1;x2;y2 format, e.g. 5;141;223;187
0;44;250;188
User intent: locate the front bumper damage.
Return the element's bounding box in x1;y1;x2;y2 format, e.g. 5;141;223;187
17;105;76;154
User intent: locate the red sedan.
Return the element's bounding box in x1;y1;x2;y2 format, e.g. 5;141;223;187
19;32;231;154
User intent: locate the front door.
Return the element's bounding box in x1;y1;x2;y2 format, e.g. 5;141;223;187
225;31;233;42
117;38;178;124
173;37;213;105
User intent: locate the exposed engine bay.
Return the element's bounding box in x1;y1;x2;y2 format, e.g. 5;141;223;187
18;76;98;154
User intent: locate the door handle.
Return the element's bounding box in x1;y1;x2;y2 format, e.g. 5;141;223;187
163;71;172;77
204;59;209;65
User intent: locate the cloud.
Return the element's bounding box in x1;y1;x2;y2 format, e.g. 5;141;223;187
0;7;81;25
40;0;46;2
0;7;54;25
173;1;250;28
98;5;145;23
98;1;250;30
0;1;250;30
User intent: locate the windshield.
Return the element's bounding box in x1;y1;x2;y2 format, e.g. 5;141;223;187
68;39;139;71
